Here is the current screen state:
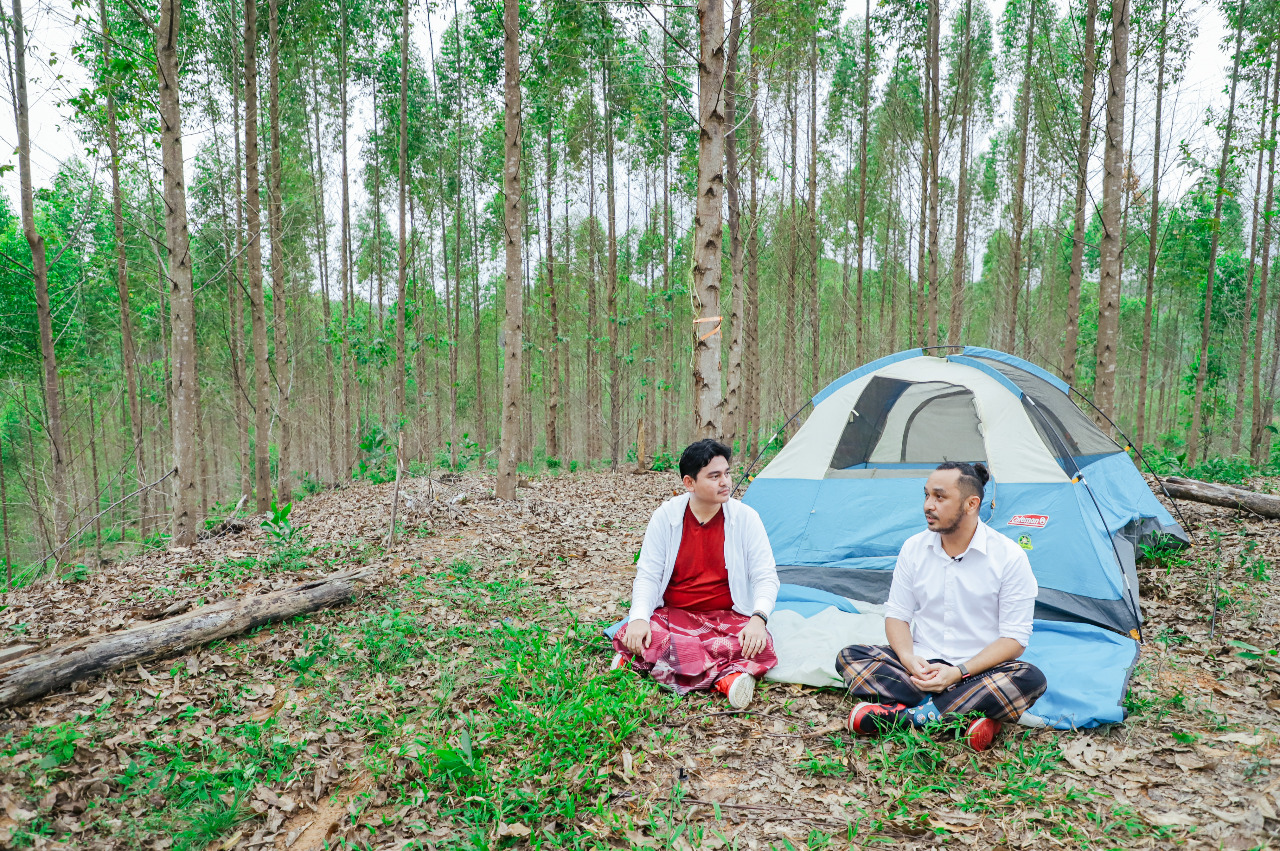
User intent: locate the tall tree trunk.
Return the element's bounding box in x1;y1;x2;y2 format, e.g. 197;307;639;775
1230;62;1270;455
470;174;487;454
807;28;821;386
724;0;744;452
783;83;798;419
9;0;70;559
496;0;523;499
925;0;941;347
245;0;271;510
1094;0;1131;423
1187;0;1245;464
100;0;148;529
1250;37;1280;463
267;0;291;505
339;0;355;479
1136;0;1167;450
1007;0;1035;353
603;29;622;466
949;0;973;344
586;90;601;461
544;123;560;459
395;0;409;429
154;0;201;545
1063;0;1098;382
745;25;760;456
308;57;338;484
855;0;871;364
692;0;726;439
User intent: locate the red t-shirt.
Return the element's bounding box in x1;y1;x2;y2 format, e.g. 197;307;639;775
663;505;734;611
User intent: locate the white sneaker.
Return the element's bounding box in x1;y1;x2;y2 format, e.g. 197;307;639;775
726;673;757;710
610;652;629;671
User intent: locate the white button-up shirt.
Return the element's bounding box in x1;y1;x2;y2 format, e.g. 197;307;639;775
883;520;1037;663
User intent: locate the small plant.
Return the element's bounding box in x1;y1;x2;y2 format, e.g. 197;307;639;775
64;563;91;583
650;450;676;472
297;471;325;497
357;424;395;482
37;723;85;769
545;456;562;471
262;500;294;545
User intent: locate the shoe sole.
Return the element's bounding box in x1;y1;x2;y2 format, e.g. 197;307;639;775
966;718;1001;751
727;674;756;709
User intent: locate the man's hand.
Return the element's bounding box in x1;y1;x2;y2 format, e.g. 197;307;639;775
740;615;769;659
898;652;932;680
622;620;652;656
910;662;962;693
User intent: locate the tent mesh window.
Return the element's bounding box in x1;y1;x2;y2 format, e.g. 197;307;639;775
969;357;1121;465
828;377;987;475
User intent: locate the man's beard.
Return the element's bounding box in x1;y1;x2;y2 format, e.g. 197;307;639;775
928;511;964;536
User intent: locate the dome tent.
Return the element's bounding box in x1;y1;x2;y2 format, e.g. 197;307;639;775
742;347;1188;728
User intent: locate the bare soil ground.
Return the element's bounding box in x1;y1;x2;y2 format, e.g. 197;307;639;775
0;470;1275;850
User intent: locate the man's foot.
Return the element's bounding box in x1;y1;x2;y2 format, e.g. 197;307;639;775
962;717;1002;751
609;652;629;671
714;673;757;710
846;702;909;736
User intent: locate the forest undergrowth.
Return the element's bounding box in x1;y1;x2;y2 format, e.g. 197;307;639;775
0;470;1275;850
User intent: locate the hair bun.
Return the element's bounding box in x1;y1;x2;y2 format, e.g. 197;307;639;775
972;462;991;487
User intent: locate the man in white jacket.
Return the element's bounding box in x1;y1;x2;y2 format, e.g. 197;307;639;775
613;439;780;709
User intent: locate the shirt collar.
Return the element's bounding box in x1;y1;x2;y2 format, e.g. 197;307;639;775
927;519;990;558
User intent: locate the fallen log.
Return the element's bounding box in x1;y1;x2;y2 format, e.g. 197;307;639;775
1162;477;1280;520
0;567;373;709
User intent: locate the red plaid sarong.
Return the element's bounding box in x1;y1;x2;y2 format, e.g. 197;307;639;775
613;607;777;695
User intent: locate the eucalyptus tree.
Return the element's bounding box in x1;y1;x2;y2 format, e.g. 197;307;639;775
1251;32;1280;462
496;0;521;499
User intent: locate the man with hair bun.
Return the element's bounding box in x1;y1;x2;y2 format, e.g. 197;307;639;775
835;461;1047;750
612;439;780;709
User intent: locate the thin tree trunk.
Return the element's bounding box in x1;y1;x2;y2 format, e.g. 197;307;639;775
587;84;602;461
307;57;338;484
724;0;744;451
603;24;622;466
1250;38;1280;463
926;0;941;347
807;28;821;386
395;0;409;429
1231;62;1271;455
0;440;10;586
267;0;291;505
745;25;760;455
339;0;355;479
855;0;871;364
245;0;271;510
783;82;798;420
1136;0;1167;451
8;0;70;559
1007;0;1036;353
544;124;560;459
154;0;201;545
1063;0;1098;382
1187;0;1245;464
949;0;973;345
496;0;523;497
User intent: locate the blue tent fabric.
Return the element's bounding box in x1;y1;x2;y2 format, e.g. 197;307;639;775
1020;620;1137;728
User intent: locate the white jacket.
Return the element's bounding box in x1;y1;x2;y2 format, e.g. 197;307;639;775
628;493;779;623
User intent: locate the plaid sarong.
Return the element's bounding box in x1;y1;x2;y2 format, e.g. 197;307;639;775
613;607;777;695
836;644;1046;723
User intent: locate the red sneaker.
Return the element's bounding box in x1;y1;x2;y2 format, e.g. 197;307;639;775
963;717;1002;751
609;652;629;671
714;673;757;709
847;702;909;736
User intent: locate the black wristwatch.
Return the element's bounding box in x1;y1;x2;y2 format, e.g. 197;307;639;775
752;610;769;624
956;663;970;678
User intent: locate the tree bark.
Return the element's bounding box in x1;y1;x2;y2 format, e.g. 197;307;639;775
744;20;761;457
1187;0;1245;464
245;0;271;510
586;88;601;461
154;0;201;546
949;0;973;345
339;0;355;480
1162;477;1280;519
724;0;744;452
267;0;290;505
1007;0;1035;353
807;28;821;386
925;0;941;347
1135;0;1167;451
691;0;727;439
0;568;372;709
496;0;523;500
855;0;871;364
544;123;560;460
1093;0;1129;424
603;25;622;466
1250;37;1280;463
9;0;70;559
395;0;410;428
307;57;338;484
1063;0;1098;383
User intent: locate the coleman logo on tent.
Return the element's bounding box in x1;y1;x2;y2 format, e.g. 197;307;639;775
1008;514;1049;528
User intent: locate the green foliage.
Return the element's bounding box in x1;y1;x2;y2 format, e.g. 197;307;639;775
261;500;295;545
